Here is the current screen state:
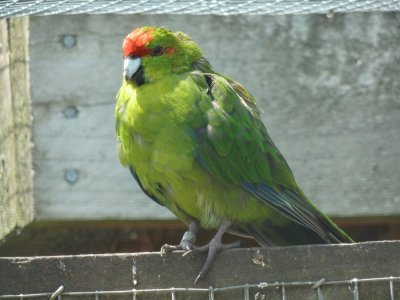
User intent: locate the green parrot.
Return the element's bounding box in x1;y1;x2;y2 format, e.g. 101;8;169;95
115;26;353;283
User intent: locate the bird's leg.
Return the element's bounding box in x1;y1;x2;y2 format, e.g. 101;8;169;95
161;220;200;256
183;220;241;285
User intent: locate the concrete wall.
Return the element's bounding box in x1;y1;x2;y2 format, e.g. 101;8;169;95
0;18;34;240
28;13;400;221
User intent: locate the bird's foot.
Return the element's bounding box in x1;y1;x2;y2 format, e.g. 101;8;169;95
182;240;241;256
185;239;241;285
183;221;241;285
161;230;197;256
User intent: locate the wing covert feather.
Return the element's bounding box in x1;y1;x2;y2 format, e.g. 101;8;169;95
191;70;337;241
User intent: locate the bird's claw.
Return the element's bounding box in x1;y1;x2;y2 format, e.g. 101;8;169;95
160;230;198;256
181;238;198;251
160;242;198;256
190;240;242;285
160;244;180;256
184;241;241;257
194;273;203;286
182;244;208;256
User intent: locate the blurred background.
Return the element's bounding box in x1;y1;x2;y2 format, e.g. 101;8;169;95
1;11;400;256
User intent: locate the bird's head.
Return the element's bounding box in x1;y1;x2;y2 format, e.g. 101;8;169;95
122;26;203;84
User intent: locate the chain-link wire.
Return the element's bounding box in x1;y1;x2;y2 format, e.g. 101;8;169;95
0;276;398;299
0;0;400;17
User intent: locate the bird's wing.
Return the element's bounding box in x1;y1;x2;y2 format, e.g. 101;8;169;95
190;66;347;242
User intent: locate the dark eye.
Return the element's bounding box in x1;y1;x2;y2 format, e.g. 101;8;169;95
152;46;164;56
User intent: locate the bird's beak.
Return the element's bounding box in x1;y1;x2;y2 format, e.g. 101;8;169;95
124;57;141;81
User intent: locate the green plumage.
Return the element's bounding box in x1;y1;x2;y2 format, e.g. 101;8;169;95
116;27;353;246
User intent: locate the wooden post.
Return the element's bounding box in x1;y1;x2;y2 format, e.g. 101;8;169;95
0;17;34;241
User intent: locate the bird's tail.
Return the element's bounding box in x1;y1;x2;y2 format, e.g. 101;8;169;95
241;214;353;247
316;212;354;243
237;198;354;247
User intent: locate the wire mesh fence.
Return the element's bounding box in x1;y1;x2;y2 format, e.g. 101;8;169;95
0;0;400;17
0;276;398;299
0;1;399;300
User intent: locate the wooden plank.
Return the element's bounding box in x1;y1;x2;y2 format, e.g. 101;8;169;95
0;19;18;239
1;241;400;299
29;14;400;220
8;17;34;227
0;17;34;240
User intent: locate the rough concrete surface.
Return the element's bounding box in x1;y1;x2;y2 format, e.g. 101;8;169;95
28;13;400;221
0;241;400;299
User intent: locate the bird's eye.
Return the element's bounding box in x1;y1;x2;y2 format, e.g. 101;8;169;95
152;46;164;56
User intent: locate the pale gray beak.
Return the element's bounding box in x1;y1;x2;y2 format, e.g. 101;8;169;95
124;57;141;81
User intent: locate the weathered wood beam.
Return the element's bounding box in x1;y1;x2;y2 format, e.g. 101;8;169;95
0;241;399;299
0;17;34;241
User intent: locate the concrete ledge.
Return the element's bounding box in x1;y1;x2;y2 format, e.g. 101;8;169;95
1;241;399;299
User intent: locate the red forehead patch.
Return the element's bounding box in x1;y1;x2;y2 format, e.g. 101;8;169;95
123;28;154;57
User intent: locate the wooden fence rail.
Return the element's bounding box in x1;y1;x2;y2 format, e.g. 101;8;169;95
1;241;400;299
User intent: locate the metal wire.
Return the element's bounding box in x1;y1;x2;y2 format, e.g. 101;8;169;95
0;0;400;17
350;278;360;300
49;285;64;300
391;277;396;300
0;276;398;299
